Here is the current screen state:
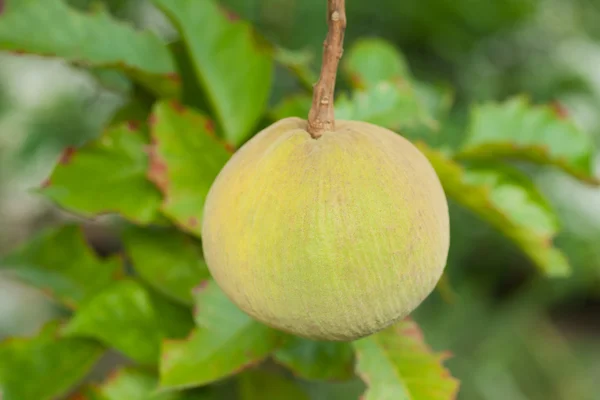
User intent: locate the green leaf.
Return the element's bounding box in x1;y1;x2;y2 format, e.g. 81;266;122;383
151;0;273;146
419;144;570;276
302;379;366;400
412;81;455;121
273;338;355;381
0;225;122;309
271;83;436;132
14;93;100;167
63;280;190;365
73;367;215;400
0;322;103;400
237;370;309;400
271;43;442;132
335;82;436;131
0;0;179;97
148;290;196;340
148;101;231;237
343;38;411;89
458;97;598;184
42;124;163;225
353;319;459;400
109;84;157;126
123;226;211;305
159;280;286;390
273;47;318;90
79;368;169;400
169;40;213;115
270;94;311;121
464;165;559;237
340;38;438;132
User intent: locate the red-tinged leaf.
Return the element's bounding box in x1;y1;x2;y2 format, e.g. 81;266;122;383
353;319;459;400
42;124;163;225
148;101;231;237
458;97;598;185
419;144;570;276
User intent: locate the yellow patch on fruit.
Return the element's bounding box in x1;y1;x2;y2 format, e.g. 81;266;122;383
202;118;449;341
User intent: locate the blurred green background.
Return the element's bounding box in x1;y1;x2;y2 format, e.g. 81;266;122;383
1;0;600;399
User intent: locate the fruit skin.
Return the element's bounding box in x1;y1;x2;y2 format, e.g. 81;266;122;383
202;117;449;341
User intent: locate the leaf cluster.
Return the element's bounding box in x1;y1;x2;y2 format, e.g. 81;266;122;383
0;1;597;399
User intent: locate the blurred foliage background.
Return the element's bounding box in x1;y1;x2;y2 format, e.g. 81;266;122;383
1;0;600;399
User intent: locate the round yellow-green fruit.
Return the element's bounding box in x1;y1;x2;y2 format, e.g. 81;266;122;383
202;117;449;341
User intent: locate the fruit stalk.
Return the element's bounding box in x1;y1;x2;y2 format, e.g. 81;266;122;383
307;0;347;138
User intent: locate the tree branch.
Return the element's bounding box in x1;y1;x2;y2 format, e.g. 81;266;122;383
306;0;347;138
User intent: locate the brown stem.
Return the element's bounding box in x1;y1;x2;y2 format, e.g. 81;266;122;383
307;0;347;138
